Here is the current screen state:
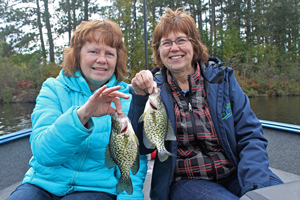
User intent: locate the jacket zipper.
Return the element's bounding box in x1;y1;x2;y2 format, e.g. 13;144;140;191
184;75;217;181
187;75;198;140
69;136;90;188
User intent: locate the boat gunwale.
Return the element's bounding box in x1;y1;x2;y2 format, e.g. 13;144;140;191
1;120;300;144
260;120;300;134
0;128;32;144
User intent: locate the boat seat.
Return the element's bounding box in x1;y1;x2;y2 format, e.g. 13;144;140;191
240;180;300;200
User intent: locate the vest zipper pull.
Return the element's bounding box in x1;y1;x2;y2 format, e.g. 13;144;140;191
189;102;192;112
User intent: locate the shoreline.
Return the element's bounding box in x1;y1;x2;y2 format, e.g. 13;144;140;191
3;91;300;104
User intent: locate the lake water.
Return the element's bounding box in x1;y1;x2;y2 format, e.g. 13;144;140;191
249;96;300;125
0;103;35;136
0;96;299;136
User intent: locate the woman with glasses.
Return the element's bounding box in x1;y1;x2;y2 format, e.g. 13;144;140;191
128;8;283;200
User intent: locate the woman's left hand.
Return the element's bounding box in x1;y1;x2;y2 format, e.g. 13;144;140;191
77;85;129;125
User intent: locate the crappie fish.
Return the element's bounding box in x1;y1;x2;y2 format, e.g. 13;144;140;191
105;111;140;195
138;87;176;162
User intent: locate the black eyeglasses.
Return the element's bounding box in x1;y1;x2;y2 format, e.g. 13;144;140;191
159;37;193;49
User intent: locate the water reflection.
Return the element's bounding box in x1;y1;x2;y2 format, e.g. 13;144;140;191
0;96;299;136
250;96;300;125
0;103;35;136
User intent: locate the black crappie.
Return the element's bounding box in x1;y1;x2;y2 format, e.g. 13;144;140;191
138;87;176;162
105;111;140;195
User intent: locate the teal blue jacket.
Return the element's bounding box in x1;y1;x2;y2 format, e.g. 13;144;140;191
23;70;148;199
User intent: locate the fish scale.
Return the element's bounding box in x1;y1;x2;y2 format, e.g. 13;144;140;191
139;87;177;162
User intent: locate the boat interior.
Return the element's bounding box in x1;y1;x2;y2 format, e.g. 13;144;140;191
1;122;300;199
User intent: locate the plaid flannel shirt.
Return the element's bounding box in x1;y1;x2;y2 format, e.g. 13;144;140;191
167;63;236;181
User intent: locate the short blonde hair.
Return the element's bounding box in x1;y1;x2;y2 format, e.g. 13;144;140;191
152;8;208;68
62;20;128;82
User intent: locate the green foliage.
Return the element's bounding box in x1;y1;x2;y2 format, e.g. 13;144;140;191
218;24;246;61
0;39;14;58
244;88;259;98
0;0;299;98
0;51;61;103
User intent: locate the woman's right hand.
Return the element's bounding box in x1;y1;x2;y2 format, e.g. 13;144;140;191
77;85;129;126
131;70;157;96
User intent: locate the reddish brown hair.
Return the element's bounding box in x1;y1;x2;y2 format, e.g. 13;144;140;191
152;8;208;68
62;20;127;81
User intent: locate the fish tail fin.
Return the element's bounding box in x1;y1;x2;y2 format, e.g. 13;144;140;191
117;176;133;195
158;149;175;162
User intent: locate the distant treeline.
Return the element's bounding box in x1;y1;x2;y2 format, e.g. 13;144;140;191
0;51;61;103
0;0;300;102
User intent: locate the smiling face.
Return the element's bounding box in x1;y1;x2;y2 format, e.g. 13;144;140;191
159;32;194;76
80;38;117;92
